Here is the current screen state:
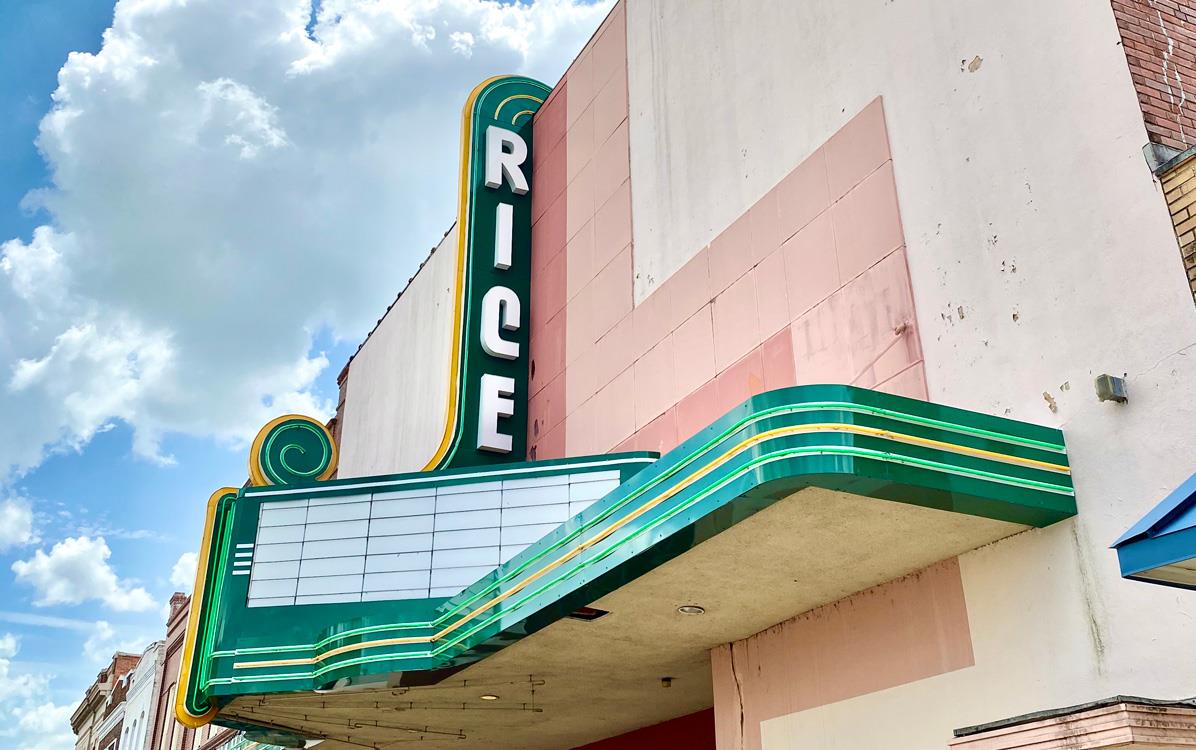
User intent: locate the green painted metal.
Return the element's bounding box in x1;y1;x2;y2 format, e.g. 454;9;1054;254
183;385;1074;728
213;731;287;750
256;417;335;486
181;454;655;723
438;75;550;470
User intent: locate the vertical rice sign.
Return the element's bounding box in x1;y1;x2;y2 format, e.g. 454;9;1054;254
425;76;551;471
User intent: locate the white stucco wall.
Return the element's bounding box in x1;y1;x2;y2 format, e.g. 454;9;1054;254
123;641;162;750
338;226;458;477
625;0;1196;745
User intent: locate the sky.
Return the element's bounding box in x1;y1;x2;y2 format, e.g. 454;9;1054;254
0;1;610;747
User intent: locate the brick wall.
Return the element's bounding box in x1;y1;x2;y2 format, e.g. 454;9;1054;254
1112;0;1196;152
1161;153;1196;301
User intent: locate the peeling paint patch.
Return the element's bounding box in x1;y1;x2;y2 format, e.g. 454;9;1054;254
1042;391;1058;413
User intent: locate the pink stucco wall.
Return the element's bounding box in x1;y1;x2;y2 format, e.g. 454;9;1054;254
523;10;950;750
710;559;975;750
527;1;630;462
528;40;926;460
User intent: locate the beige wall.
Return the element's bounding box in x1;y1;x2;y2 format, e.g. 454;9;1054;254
711;559;974;750
338;226;457;477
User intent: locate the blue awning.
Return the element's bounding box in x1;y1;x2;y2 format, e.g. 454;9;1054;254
1113;472;1196;590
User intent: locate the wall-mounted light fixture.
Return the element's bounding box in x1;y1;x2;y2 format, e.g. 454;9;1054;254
1096;374;1128;403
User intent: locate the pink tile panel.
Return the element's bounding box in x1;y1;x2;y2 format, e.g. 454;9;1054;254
673;306;716;399
528;71;568;459
533;47;921;458
553;0;634;456
711;559;974;750
530;0;638;459
633;334;676;431
565;96;924;457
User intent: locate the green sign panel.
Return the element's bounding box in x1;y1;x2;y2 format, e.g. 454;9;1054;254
423;75;551;471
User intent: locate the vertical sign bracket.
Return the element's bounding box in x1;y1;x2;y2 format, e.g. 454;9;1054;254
421;75;550;471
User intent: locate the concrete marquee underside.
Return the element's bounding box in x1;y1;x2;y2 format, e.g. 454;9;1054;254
221;486;1025;749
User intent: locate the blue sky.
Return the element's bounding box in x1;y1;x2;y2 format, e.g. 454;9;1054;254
0;0;357;723
0;1;608;747
1;2;108;241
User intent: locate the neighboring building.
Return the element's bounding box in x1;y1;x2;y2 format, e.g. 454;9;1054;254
173;1;1196;749
94;669;132;750
122;640;165;750
143;593;277;750
149;593;193;750
71;652;139;750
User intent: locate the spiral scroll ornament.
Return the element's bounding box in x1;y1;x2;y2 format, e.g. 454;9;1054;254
248;415;339;487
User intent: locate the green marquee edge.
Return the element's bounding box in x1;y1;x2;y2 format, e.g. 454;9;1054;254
182;384;1075;727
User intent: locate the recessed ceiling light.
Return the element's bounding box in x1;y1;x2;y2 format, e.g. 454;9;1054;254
677;605;705;615
480;694;500;701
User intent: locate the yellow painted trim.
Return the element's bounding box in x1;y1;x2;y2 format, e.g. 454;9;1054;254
233;422;1068;670
248;414;338;487
495;93;543;119
420;76;506;471
175;487;239;728
511;108;536;124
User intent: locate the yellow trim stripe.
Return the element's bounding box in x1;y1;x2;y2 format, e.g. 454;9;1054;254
247;414;338;487
420;76;505;471
175;487;239;727
494;93;543;119
422;78;545;470
233;423;1068;670
511;108;536;124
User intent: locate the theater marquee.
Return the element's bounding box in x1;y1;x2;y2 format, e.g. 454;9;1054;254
174;77;1078;747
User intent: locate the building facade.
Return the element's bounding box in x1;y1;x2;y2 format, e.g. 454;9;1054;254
172;1;1196;749
74;594;278;750
146;594;249;750
72;652;139;750
122;641;165;750
147;593;194;750
94;670;131;750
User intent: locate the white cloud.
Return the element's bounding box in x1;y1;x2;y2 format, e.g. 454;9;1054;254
0;635;47;706
0;633;76;750
0;610;93;632
11;536;156;612
450;31;475;57
15;702;75;744
0;498;35;551
0;0;612;480
169;550;197;590
82;621;117;665
82;620;149;666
